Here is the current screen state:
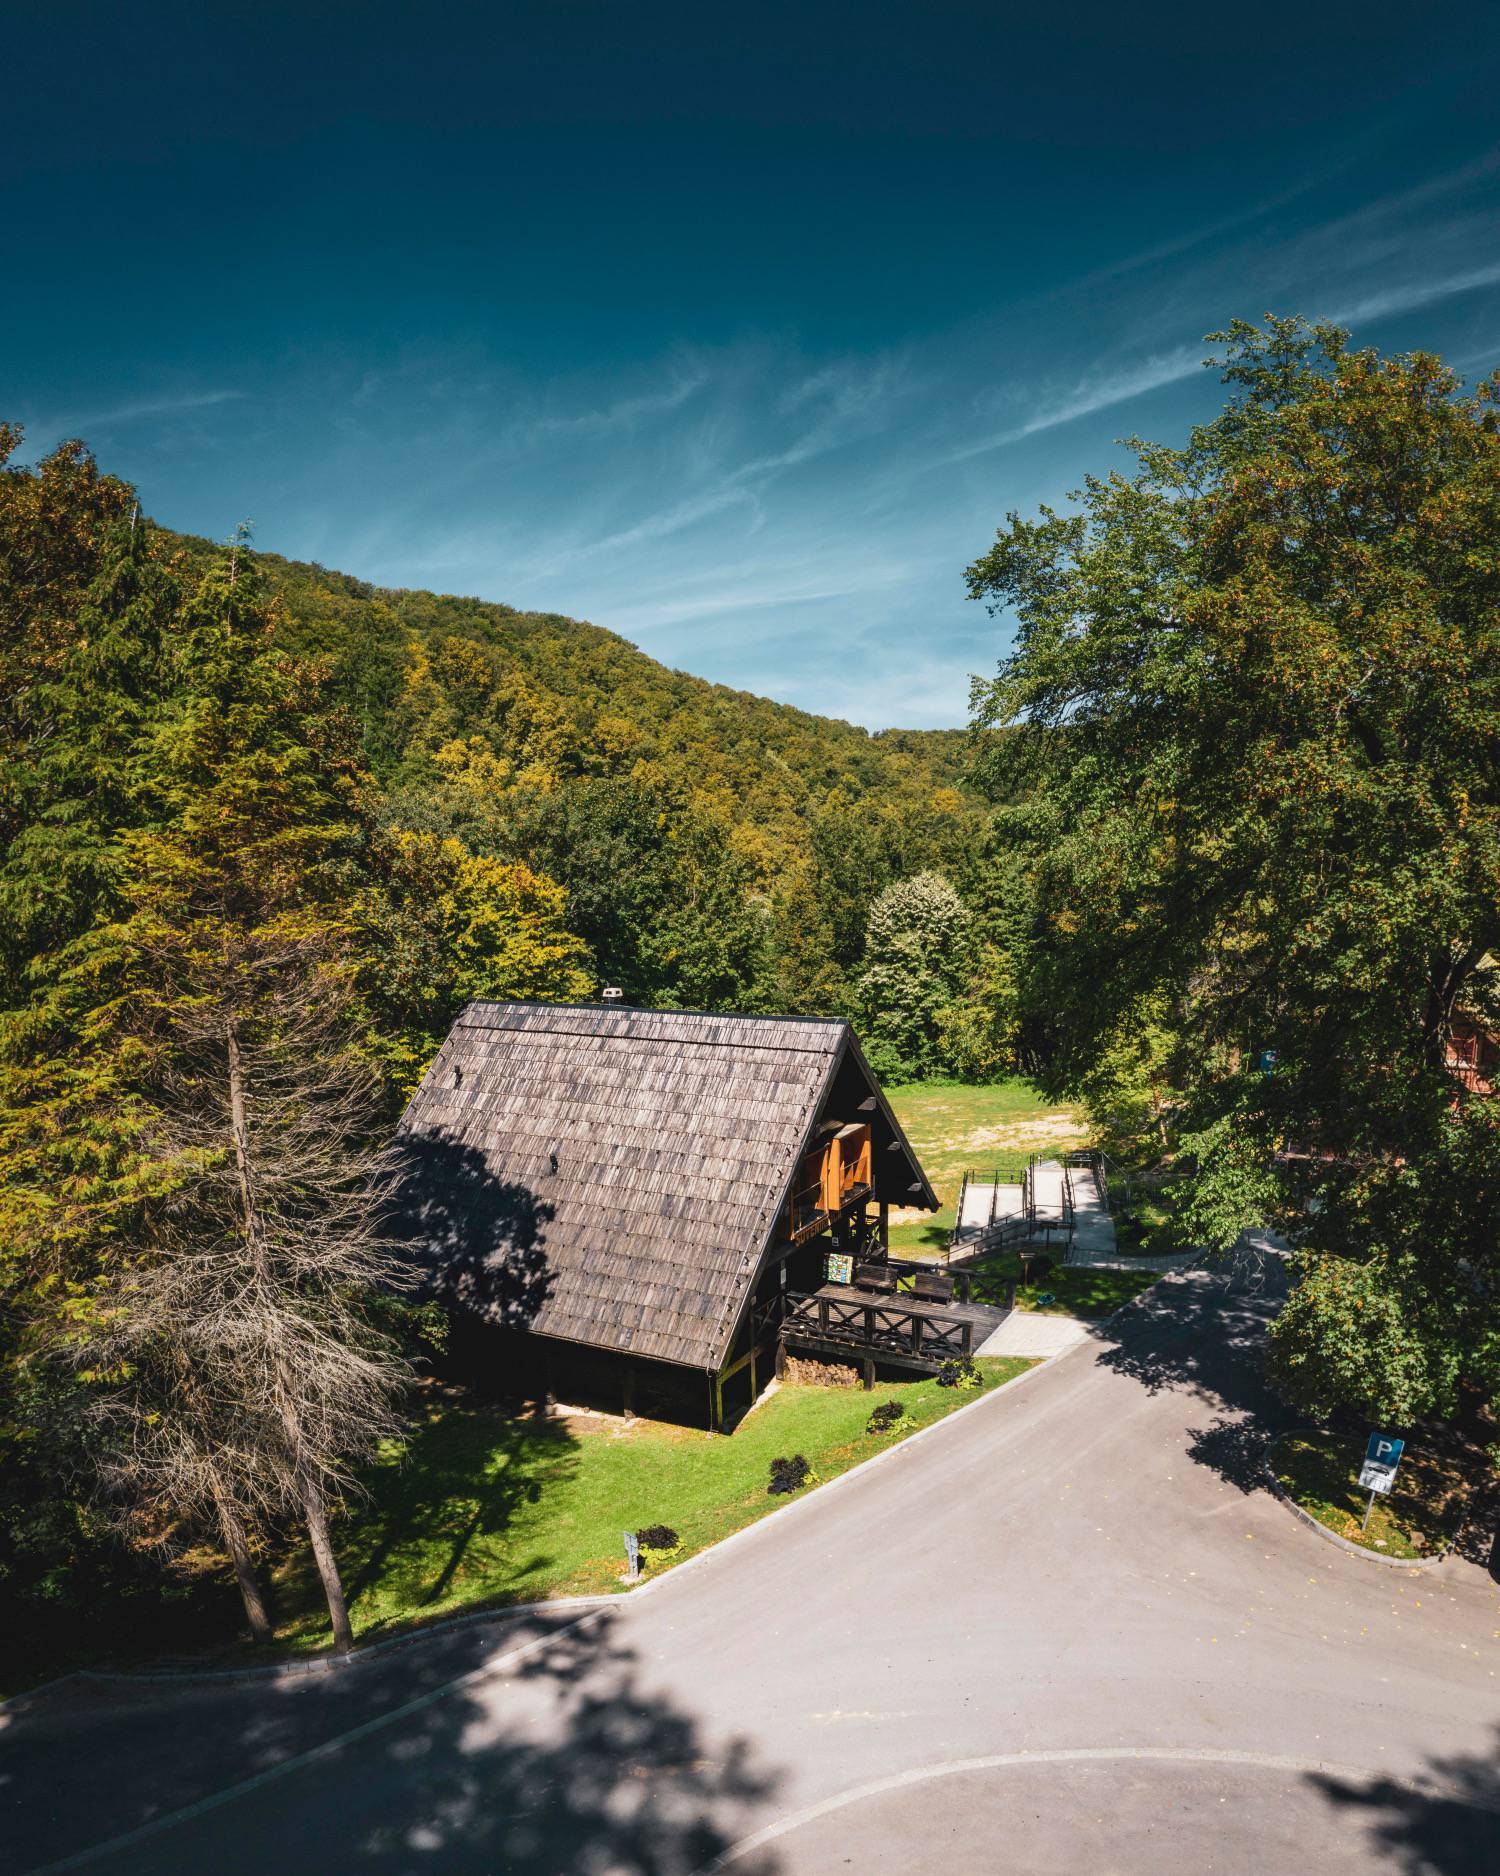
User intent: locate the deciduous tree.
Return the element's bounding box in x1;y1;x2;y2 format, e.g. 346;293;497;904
967;317;1500;1422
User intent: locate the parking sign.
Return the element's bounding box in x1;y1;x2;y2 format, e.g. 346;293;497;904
1358;1432;1404;1496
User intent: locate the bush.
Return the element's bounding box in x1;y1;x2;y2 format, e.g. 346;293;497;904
936;1358;982;1390
768;1453;815;1495
635;1524;679;1553
866;1399;909;1434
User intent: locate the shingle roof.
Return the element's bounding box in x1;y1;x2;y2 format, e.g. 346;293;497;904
393;1000;919;1370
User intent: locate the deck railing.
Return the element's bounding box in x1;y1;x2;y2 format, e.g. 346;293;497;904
782;1291;973;1363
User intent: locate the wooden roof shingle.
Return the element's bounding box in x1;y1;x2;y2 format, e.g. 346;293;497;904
391;1000;927;1370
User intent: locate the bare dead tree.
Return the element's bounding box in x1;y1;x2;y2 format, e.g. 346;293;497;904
86;953;411;1653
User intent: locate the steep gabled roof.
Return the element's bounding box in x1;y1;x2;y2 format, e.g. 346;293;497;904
391;1000;932;1370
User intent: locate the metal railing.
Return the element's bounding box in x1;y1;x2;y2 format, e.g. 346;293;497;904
1065;1147;1111;1215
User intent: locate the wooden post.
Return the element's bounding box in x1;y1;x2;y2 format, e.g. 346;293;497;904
863;1356;875;1391
709;1371;725;1434
775;1339;787;1379
878;1200;889;1251
622;1364;635;1420
749;1344;758;1397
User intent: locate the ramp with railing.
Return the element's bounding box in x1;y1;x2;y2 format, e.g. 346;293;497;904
948;1154;1076;1262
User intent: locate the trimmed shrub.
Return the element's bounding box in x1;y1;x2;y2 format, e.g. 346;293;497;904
768;1453;815;1495
936;1357;982;1390
635;1523;682;1568
866;1399;909;1434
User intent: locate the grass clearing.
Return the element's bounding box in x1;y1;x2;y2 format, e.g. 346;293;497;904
1271;1431;1468;1560
270;1358;1033;1653
883;1078;1086;1256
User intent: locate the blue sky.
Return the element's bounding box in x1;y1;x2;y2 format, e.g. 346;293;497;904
9;2;1500;726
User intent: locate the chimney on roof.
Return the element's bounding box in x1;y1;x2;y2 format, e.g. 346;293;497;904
602;986;625;1003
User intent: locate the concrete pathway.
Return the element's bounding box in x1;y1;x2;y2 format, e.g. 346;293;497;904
1065;1161;1199;1273
1029;1155;1069;1226
7;1269;1498;1875
975;1310;1089;1358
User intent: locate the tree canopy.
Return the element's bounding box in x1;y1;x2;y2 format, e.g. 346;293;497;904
967;316;1500;1424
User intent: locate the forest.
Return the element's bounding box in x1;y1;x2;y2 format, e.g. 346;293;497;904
2;317;1497;1674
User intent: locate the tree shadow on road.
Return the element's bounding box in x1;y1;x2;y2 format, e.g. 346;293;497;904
1084;1260;1295;1495
6;1609;783;1875
1307;1728;1500;1873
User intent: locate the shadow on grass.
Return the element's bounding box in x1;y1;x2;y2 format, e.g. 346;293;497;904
317;1398;583;1633
5;1610;784;1876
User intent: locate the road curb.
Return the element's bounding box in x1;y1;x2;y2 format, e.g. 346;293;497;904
4;1349;1064;1708
0;1594;619;1711
1263;1431;1450;1571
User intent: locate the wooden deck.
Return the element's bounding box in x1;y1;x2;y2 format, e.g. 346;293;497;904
778;1277;1011;1378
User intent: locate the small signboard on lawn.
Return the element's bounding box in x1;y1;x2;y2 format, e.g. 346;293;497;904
1358;1432;1404;1496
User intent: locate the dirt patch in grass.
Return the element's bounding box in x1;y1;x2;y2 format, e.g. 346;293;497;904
1271;1430;1472;1560
954;1112;1089;1156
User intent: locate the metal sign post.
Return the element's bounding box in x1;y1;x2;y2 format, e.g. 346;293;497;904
623;1530;641;1582
1357;1433;1405;1528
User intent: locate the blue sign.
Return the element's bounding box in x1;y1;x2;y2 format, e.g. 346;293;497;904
1257;1049;1278;1075
1365;1432;1404;1469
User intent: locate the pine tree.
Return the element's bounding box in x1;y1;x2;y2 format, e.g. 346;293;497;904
79;543;407;1649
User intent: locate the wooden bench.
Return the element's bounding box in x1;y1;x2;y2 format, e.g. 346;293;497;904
909;1268;956;1304
854;1261;897;1295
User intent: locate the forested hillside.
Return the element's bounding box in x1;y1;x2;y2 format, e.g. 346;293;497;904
153;524;1005;1062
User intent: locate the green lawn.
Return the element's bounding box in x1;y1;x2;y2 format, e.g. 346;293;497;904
967;1251;1160;1318
883;1077;1087;1256
271;1358;1032;1652
1272;1431;1467;1560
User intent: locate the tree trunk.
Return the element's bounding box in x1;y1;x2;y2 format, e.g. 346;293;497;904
296;1461;354;1653
226;1018;354;1654
212;1474;271;1642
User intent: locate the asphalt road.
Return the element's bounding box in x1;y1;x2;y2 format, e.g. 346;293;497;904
6;1267;1499;1875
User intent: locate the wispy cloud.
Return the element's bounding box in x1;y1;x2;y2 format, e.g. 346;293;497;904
1327;259;1500;328
942;346;1202;465
57;389;246;432
519;368;710;443
108;139;1500;731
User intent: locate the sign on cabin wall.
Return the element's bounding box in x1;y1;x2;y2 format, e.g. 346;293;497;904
826;1252;853;1285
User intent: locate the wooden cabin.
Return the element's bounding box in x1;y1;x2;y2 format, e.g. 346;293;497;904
391;999;938;1427
1446;1014;1498;1096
